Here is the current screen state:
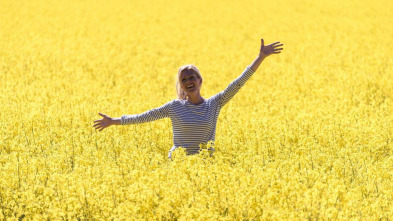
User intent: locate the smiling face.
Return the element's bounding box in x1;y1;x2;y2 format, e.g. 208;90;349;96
179;69;202;96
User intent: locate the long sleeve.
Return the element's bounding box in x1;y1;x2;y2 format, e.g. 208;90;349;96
120;101;172;125
216;66;255;108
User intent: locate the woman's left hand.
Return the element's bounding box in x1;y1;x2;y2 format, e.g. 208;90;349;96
259;39;283;58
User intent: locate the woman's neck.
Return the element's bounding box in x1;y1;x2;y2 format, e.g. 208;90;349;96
186;94;204;105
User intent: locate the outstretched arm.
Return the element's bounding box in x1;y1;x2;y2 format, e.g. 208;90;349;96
216;38;283;108
93;101;172;131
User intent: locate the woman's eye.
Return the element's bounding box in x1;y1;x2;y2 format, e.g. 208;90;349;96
190;76;195;80
182;79;186;83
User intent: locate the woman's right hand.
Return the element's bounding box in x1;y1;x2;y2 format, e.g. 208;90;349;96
93;113;114;131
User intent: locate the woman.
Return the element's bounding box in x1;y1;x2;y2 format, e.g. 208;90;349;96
93;38;283;159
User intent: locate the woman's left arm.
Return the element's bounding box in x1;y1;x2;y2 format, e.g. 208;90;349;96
250;38;283;72
216;38;283;107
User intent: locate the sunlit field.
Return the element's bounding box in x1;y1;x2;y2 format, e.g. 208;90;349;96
1;0;393;219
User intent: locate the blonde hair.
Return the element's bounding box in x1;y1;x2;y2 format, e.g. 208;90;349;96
176;64;203;100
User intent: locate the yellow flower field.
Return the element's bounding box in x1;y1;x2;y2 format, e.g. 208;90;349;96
1;0;392;219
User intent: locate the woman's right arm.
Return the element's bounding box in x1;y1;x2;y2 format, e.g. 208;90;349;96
93;101;172;131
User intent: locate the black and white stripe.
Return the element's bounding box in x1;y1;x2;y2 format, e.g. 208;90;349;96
121;66;255;159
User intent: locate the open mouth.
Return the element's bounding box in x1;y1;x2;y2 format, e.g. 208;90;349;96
186;85;195;89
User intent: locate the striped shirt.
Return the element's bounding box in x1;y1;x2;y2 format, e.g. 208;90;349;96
121;66;255;159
